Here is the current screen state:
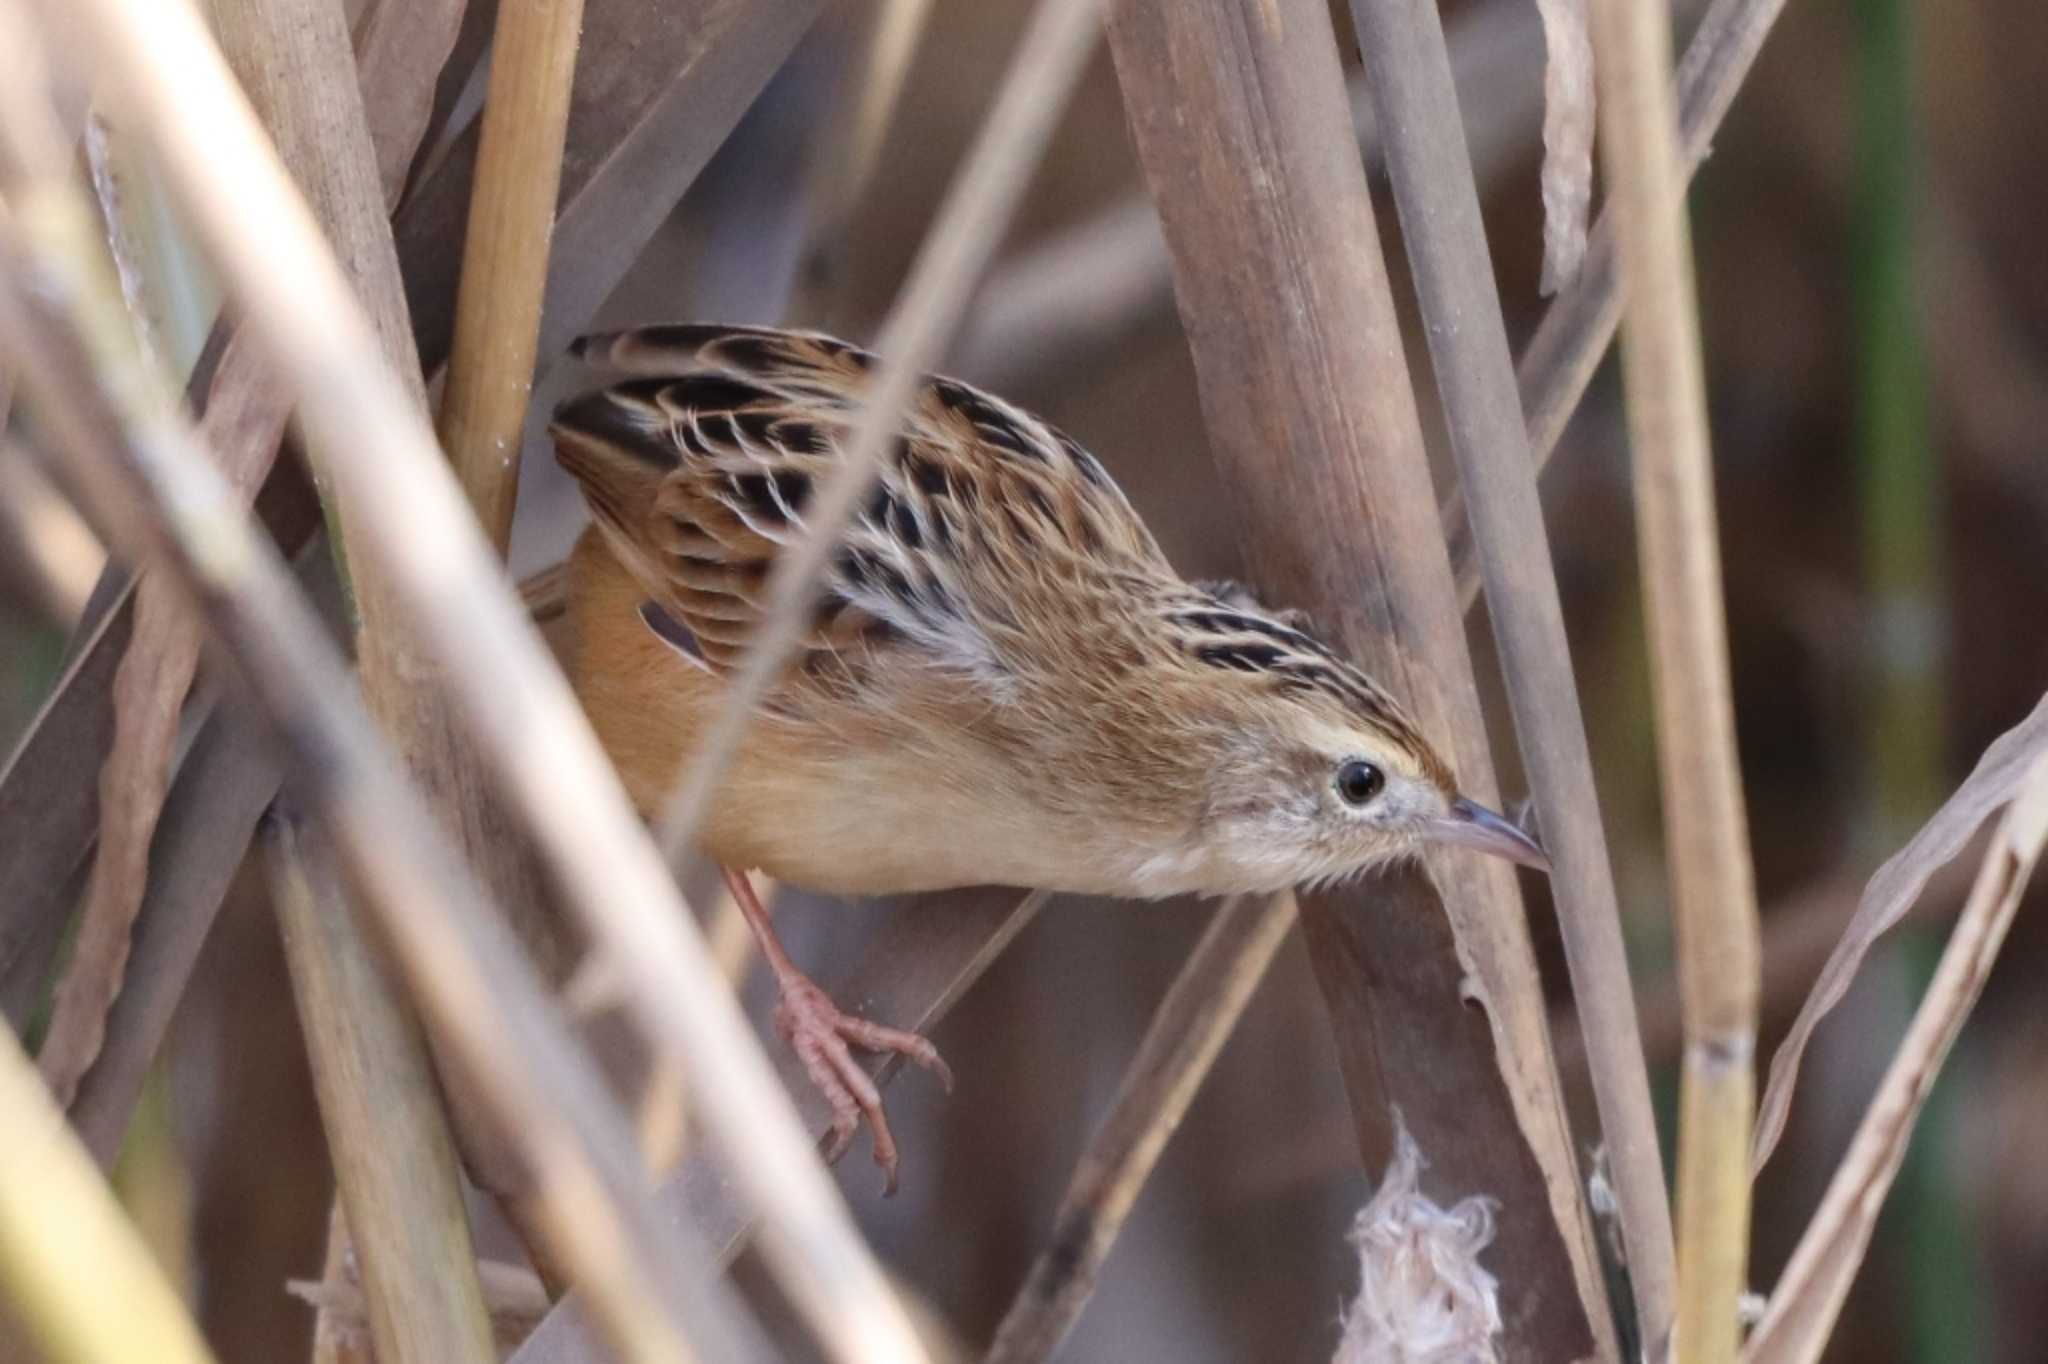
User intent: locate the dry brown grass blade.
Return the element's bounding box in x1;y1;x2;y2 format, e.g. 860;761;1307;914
67;702;285;1167
1753;690;2048;1172
984;894;1296;1363
35;340;293;1109
266;813;498;1364
24;0;930;1352
1745;750;2048;1364
397;0;827;374
1587;0;1762;1353
509;885;1047;1364
653;0;1105;860
436;0;583;551
35;575;201;1104
1106;0;1612;1356
1345;0;1675;1344
0;1020;219;1364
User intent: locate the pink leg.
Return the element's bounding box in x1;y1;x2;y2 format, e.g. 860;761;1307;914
723;866;951;1194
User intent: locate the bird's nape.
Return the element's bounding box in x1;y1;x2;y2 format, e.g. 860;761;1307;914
1425;796;1551;871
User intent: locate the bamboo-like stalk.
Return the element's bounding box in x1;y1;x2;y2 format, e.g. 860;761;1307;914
984;895;1296;1363
266;813;498;1364
0;33;766;1364
1104;1;1613;1356
18;2;927;1357
1585;0;1764;1355
1344;0;1676;1349
655;0;1105;861
0;1022;217;1364
436;0;584;552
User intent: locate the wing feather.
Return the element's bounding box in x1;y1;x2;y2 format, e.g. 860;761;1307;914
551;324;1169;683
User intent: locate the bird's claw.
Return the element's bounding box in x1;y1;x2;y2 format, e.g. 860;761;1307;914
774;975;949;1196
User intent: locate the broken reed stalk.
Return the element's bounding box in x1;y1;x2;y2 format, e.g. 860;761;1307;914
1105;0;1613;1356
655;0;1105;858
19;2;928;1356
1586;0;1764;1354
265;814;498;1364
436;0;585;553
0;74;771;1364
1344;0;1676;1348
0;1023;217;1364
984;894;1298;1363
1448;0;1795;609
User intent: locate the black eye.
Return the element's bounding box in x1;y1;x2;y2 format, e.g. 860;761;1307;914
1336;760;1385;806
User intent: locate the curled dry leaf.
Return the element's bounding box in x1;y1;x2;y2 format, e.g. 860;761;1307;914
1334;1112;1502;1364
1752;689;2048;1172
1534;0;1594;294
1745;749;2048;1363
35;573;200;1104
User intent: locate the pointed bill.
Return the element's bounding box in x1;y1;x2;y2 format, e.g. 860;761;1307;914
1429;796;1551;872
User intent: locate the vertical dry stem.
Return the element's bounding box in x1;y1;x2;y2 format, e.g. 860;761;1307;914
267;814;498;1364
437;0;585;552
1345;0;1676;1346
1587;0;1763;1356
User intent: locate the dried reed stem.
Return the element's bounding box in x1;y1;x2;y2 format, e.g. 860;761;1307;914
984;894;1297;1363
0;1022;217;1364
1586;0;1763;1354
266;813;497;1364
1447;0;1795;609
1106;0;1612;1354
656;0;1103;861
19;2;927;1355
437;0;585;552
1345;0;1676;1346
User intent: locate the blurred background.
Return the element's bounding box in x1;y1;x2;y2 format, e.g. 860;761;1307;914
2;0;2044;1360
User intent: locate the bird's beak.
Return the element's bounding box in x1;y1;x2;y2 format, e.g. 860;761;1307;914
1427;796;1551;872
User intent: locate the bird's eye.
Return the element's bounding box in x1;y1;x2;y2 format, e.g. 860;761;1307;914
1336;760;1385;807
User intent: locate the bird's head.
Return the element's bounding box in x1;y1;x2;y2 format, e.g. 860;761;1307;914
1149;592;1548;895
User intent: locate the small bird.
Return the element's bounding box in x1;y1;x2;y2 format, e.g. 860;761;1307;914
551;324;1546;1188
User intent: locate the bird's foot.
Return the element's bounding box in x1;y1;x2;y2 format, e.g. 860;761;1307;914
773;973;952;1196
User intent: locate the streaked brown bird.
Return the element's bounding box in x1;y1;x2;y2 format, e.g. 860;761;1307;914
550;324;1547;1188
